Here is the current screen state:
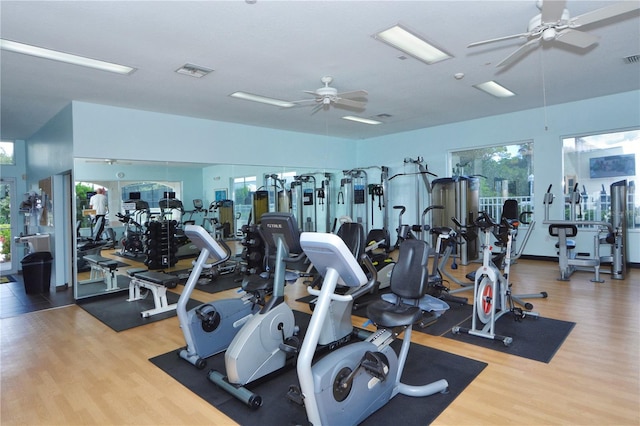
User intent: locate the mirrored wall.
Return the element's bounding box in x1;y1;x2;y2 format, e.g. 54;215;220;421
72;158;356;300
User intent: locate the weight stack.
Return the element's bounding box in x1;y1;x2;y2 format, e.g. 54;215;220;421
240;223;265;276
144;220;179;269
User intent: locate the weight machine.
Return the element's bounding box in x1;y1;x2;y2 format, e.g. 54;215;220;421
543;182;626;282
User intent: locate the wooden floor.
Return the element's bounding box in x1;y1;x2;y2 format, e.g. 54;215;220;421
1;255;638;425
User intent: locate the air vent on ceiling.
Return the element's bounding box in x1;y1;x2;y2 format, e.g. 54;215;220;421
175;63;214;78
623;54;639;64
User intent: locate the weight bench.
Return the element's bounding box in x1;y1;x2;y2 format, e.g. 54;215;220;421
82;254;120;290
127;269;180;318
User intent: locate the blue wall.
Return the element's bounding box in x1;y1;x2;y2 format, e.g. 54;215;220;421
71;102;356;170
356;90;640;260
19;89;640;288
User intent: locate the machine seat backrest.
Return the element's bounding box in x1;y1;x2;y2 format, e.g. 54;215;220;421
336;222;365;259
389;239;431;300
501;199;519;221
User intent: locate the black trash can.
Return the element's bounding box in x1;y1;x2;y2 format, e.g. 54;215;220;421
20;252;53;294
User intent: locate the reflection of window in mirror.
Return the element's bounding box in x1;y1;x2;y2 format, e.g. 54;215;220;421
233;176;256;231
121;181;181;222
562;129;639;226
0;141;15;165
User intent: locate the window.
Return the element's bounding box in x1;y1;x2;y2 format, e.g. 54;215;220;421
0;141;15;165
562;129;639;228
451;141;534;221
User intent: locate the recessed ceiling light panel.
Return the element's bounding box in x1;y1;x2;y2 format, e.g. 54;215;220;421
0;38;135;75
374;24;452;65
473;81;516;98
342;116;382;125
230;91;295;108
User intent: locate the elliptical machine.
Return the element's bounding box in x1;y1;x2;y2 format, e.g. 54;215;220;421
297;233;449;425
177;225;260;369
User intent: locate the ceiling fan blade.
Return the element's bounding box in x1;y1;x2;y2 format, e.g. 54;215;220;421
334;98;367;110
554;28;599;48
468;32;531;48
335;90;368;99
541;0;567;23
496;37;540;67
571;1;640;27
310;103;325;115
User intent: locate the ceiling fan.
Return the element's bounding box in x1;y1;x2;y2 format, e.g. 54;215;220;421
292;76;368;114
468;0;640;67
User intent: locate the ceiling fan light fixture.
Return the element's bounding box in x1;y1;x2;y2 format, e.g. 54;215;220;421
0;39;136;75
374;24;452;65
473;81;516;98
230;91;295;108
542;28;557;42
342;116;382;125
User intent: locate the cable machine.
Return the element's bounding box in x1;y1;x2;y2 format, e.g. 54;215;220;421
388;157;436;239
264;174;290;213
290;172;333;233
339;169;368;232
291;174;317;232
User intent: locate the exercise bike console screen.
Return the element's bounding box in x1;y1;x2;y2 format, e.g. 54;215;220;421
300;232;367;288
259;212;302;254
184;224;228;261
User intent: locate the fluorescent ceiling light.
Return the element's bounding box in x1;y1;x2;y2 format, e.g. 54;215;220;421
473;81;516;98
342;116;382;125
374;24;452;65
230;91;295;108
0;39;135;75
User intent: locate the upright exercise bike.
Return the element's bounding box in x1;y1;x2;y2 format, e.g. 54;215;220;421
298;233;449;425
452;211;546;346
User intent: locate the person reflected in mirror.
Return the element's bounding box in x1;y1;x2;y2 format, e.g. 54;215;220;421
89;188;108;241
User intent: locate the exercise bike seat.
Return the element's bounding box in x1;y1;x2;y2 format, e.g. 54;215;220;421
241;273;273;293
367;239;431;328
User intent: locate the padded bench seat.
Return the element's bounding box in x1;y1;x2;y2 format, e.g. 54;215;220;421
128;270;180;318
82;255;119;290
134;271;179;289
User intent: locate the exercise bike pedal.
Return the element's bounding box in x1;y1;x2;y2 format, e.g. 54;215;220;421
361;351;390;381
279;335;301;354
286;385;304;406
418;312;439;328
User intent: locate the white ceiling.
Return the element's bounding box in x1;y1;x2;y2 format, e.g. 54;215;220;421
1;1;639;141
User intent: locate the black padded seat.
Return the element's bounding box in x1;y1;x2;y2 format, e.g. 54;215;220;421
242;274;273;293
367;239;431;328
84;255;118;271
337;222;366;259
126;268;148;277
134;271;179;288
366;301;423;329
